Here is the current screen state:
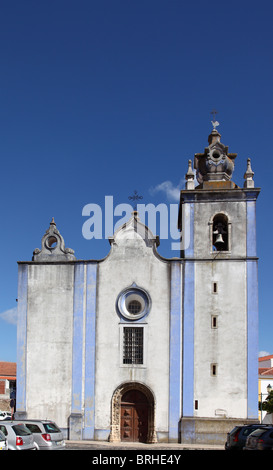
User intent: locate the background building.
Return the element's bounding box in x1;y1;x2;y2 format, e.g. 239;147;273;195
259;355;273;423
0;362;16;413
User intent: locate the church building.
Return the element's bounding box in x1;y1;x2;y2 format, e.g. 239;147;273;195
15;126;260;444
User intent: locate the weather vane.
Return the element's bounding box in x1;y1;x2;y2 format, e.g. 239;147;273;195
128;190;143;210
210;109;220;130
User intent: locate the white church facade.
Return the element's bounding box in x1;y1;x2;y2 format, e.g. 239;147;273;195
16;127;260;444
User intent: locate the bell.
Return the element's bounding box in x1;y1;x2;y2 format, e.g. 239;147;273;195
214;233;225;247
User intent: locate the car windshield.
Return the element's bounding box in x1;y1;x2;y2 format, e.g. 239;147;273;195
12;424;32;436
43;422;61;433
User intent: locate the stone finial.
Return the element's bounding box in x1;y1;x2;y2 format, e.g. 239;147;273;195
244;158;255;188
32;218;76;261
194;129;237;186
185;160;195;190
208;129;221;145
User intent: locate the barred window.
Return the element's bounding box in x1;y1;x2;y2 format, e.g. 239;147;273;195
123;327;143;365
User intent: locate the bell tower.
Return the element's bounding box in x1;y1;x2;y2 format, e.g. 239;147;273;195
178;122;260;443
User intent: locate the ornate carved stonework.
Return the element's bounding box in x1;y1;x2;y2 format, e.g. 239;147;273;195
194;128;237;185
32;218;75;261
109;382;157;443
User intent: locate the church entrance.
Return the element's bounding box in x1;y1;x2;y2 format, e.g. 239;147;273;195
120;390;148;442
109;382;157;443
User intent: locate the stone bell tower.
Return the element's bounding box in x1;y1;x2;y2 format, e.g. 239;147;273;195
178;122;260;444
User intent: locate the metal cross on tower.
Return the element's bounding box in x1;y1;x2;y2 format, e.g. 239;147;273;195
210;109;220;130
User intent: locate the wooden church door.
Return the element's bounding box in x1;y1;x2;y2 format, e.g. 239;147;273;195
120;390;149;442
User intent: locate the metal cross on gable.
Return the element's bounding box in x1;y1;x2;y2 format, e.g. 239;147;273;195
128;190;143;210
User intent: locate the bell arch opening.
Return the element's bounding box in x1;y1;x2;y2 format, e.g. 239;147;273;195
212;213;229;252
109;382;157;443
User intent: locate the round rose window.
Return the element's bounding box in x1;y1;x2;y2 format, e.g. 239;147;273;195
117;285;151;320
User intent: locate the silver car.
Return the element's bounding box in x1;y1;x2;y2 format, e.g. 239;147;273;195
0;430;8;450
0;421;37;450
21;420;65;450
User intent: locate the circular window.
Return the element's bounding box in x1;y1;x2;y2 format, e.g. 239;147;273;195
212;151;221;160
117;286;151;320
128;300;142;315
45;235;58;250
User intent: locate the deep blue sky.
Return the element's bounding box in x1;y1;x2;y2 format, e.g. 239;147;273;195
0;0;272;361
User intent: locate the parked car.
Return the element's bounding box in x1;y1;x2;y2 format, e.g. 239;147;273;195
0;420;37;450
20;420;65;450
0;411;11;421
225;424;270;450
244;426;273;450
0;430;8;450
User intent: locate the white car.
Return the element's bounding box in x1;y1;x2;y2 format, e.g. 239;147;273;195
0;421;37;450
0;412;12;421
20;420;65;450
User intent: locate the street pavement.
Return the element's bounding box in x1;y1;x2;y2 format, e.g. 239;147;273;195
65;439;224;451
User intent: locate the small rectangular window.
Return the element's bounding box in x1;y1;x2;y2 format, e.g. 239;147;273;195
195;400;198;410
211;363;217;376
213;282;218;293
211;316;218;329
123;327;143;365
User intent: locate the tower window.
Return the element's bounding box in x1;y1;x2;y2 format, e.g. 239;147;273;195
213;282;218;294
211;316;218;329
211;363;218;376
212;214;229;251
123;327;143;365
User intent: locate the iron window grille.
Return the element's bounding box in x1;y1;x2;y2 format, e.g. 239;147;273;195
123;327;143;364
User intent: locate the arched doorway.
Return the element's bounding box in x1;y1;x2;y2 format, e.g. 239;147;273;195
109;382;157;443
121;389;148;442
